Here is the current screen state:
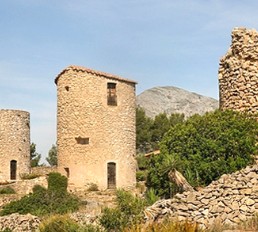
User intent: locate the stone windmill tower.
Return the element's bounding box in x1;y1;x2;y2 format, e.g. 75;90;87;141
0;109;30;181
55;65;137;190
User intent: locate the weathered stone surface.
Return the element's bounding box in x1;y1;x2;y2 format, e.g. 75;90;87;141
219;27;258;115
0;110;30;182
144;164;258;229
0;213;40;232
56;66;137;190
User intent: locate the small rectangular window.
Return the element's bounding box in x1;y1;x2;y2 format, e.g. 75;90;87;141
64;167;70;178
107;83;117;106
75;137;89;145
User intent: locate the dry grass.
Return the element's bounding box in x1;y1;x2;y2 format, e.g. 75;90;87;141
124;220;205;232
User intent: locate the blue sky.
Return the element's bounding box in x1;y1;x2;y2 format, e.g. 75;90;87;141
1;0;258;162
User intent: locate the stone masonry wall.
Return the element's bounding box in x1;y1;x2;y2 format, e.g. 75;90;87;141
31;166;57;176
55;66;137;190
219;27;258;113
0;110;30;181
145;165;258;229
0;213;40;232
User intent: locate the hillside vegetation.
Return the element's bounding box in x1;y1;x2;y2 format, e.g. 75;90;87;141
137;109;258;198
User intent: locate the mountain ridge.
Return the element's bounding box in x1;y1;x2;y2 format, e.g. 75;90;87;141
136;86;219;118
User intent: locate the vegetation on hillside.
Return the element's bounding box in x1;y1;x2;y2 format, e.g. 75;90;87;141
136;107;184;153
145;110;258;198
99;189;146;232
0;172;79;216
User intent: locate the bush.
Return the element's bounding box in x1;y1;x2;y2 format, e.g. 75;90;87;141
0;187;15;194
136;154;149;170
20;173;41;180
47;172;67;193
99;207;124;231
136;170;147;182
0;228;12;232
87;183;99;191
39;215;79;232
79;224;103;232
0;173;79;216
147;110;258;198
39;215;103;232
32;184;47;194
100;189;146;231
124;220;204;232
145;188;159;205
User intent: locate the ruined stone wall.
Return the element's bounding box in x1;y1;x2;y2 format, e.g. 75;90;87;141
31;166;57;176
56;66;136;190
0;110;30;181
219;27;258;114
145;164;258;229
0;213;40;232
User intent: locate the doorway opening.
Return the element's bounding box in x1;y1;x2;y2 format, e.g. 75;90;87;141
107;162;116;189
10;160;17;180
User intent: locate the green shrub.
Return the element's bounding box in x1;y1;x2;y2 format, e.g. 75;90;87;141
136;154;149;170
20;173;41;180
87;183;99;191
147;110;258;198
79;224;103;232
39;215;79;232
47;172;67;193
0;173;79;216
145;188;159;205
0;228;12;232
100;189;146;231
125;220;204;232
99;207;124;231
136;170;147;182
32;184;47;194
0;187;15;194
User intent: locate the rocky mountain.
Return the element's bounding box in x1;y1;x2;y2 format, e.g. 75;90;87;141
136;86;219;118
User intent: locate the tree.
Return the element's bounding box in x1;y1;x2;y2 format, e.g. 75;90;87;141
136;107;185;154
147;110;258;198
46;144;57;166
136;107;153;153
30;143;41;167
150;113;184;150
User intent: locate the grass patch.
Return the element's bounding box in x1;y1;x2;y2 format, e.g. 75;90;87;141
87;183;99;191
20;173;41;180
0;187;15;194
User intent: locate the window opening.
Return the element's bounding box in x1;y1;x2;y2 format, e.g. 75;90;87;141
107;83;117;106
107;162;116;189
64;167;70;178
75;137;89;145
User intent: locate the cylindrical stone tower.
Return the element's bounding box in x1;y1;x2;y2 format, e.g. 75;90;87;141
55;65;137;190
0;109;30;181
219;27;258;114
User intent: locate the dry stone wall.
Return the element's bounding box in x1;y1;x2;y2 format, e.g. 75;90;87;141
31;166;57;176
0;110;30;181
6;176;48;195
145;165;258;228
219;27;258;114
0;213;40;232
